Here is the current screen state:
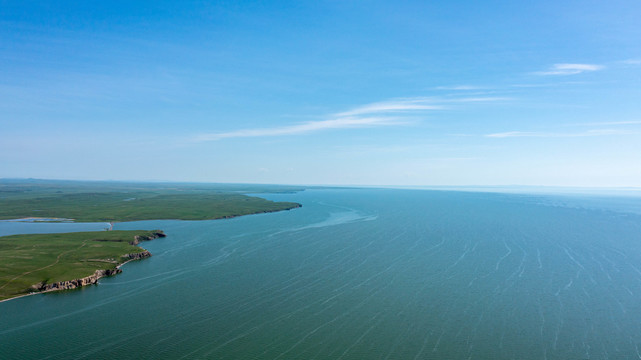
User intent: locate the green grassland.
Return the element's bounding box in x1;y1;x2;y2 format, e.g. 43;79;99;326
0;180;304;301
0;180;302;222
0;230;161;301
0;192;301;222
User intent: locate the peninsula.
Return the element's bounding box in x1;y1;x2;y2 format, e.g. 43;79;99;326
0;181;302;222
0;180;304;301
0;230;166;301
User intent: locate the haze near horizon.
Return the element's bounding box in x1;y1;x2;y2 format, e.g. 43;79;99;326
1;1;640;187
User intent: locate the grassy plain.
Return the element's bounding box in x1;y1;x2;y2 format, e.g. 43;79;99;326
0;180;304;301
0;230;160;301
0;180;302;222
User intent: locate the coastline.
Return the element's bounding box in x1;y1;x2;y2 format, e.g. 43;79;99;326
34;250;153;293
213;203;302;220
0;217;75;223
0;204;302;303
0;251;152;304
0;232;165;303
0;204;302;224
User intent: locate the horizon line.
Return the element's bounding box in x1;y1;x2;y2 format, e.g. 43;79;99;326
2;177;641;192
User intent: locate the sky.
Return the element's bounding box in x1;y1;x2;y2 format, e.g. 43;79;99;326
1;1;640;187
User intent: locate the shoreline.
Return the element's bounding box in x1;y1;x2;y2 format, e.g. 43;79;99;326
0;217;76;223
0;252;151;304
0;204;302;224
0;232;165;303
34;250;153;293
0;205;302;303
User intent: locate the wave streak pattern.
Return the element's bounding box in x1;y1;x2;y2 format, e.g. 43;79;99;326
2;189;641;359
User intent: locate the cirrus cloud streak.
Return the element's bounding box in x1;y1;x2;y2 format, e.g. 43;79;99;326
193;96;509;142
194;98;442;142
536;63;604;75
194;116;402;141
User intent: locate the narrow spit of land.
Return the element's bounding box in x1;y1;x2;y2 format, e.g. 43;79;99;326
0;180;304;301
0;230;165;301
0;188;302;222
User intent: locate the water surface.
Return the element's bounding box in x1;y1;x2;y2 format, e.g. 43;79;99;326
2;189;641;359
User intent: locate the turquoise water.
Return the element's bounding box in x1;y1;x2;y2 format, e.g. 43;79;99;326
2;188;641;359
0;221;111;236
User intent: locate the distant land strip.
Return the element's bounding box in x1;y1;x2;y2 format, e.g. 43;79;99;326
0;192;302;223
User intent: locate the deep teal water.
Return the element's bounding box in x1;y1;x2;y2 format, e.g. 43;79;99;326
1;189;641;359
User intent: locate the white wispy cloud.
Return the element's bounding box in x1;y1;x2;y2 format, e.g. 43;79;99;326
194;116;402;141
620;59;641;65
536;63;605;75
485;129;634;138
336;98;442;117
193;96;509;142
194;98;446;142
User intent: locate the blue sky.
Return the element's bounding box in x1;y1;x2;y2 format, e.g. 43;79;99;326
1;1;640;186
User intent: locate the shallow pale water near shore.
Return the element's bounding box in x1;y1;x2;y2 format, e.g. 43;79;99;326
2;189;641;359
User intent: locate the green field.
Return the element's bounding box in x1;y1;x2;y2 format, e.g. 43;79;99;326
0;192;301;222
0;180;304;301
0;230;162;301
0;180;302;222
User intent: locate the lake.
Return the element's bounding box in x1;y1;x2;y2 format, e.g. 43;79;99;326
2;188;641;359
